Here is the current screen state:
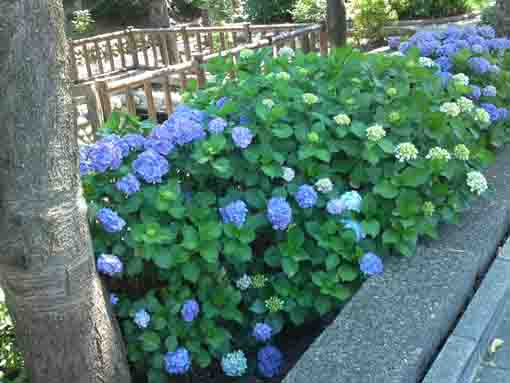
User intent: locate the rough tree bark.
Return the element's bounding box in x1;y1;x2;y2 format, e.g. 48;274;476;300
496;0;510;37
327;0;347;47
147;0;172;27
0;1;132;382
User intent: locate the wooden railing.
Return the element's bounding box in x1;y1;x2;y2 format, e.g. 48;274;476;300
70;23;315;83
91;24;325;122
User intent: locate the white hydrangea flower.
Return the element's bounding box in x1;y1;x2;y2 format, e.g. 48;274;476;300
395;142;419;162
457;97;474;113
466;171;488;195
426;147;451;161
276;72;290;81
303;93;319;105
452;73;470;86
279;46;295;58
282;167;295;182
474;108;491;124
334;113;351;126
388;111;401;123
262;99;275;109
315;178;333;193
418;57;437;68
386;88;398;97
454;144;470;161
236;274;252;290
366;124;387;142
440;102;461;117
240;49;254;59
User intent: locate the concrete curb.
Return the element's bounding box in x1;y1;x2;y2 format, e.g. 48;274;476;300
422;246;510;383
283;147;510;383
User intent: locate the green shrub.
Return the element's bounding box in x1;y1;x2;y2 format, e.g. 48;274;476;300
79;38;510;381
0;303;26;383
480;4;497;29
291;0;326;23
389;0;471;19
244;0;295;23
351;0;398;44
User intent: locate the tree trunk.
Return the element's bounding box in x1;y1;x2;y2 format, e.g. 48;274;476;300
0;1;132;382
496;0;510;37
201;7;211;26
147;0;171;27
327;0;347;47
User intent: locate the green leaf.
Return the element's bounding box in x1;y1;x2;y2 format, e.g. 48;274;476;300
338;264;359;282
378;138;395;154
182;226;199;250
282;258;299;277
382;229;400;245
212;158;233;178
249;299;267;314
362;219;380;238
200;241;220;263
374;180;399;199
199;222;223;241
262;164;282;178
182;261;200;283
272;125;294;138
141;331;161;353
164;335;178;352
325;254;340;270
399;167;431;187
153;248;173;269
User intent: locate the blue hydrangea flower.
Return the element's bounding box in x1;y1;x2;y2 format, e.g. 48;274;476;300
115;173;141;195
96;208;126;233
359;252;384;276
267;197;292;231
101;134;130;157
435;56;452;71
341;219;366;242
87;141;122;173
481;103;501;122
469;85;482;100
471;44;485;54
436;71;452;88
122;133;146;151
160;116;206;146
253;323;272;342
295;184;318;209
216;97;229;110
482;85;497;97
173;104;207;124
143;137;175;156
134;309;151;329
208;117;228;134
110;293;119;305
326;199;344;215
97;254;123;276
489;64;501;74
478;25;496;39
239;114;250;125
181;299;200;322
387;36;400;50
221;351;248;377
79;146;94;175
219;200;248;228
132;149;169;184
257;345;284;378
164;347;191;375
231;126;254;149
339;191;362;212
468;57;491;74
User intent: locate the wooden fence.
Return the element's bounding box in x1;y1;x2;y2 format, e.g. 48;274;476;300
76;23;326;129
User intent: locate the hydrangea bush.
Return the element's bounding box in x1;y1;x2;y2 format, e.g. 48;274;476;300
81;40;507;382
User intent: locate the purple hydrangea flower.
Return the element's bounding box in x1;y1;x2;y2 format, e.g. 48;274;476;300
388;36;401;50
96;208;126;233
208;117;228;134
342;219;366;242
219;200;248;228
122;134;146;151
97;254;123;276
181;299;200;322
327;199;344;215
253;323;272;342
267;197;292;231
115;173;141;195
359;252;384;276
216;97;229;110
257;345;284;378
481;103;501;122
110;293;119;305
468;57;491;74
339;191;362;212
132;149;169;184
469;85;482;100
87;141;122;173
164;347;191;375
231;126;254;149
295;184;318;209
134;309;151;329
482;85;497;97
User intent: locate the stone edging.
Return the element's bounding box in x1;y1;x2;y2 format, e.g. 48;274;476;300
422;240;510;383
283;146;510;383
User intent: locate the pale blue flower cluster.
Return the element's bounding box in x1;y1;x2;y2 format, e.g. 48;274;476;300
359;252;384;276
132;149;170;184
110;293;119;305
96;208;126;233
257;345;284;378
326;199;344;215
208;117;228;134
86;140;122;173
97;254;123;276
338;191;362;212
267;197;292;231
231;126;254;149
134;308;151;329
295;184;318;209
181;299;200;322
469;57;491;74
221;350;248;377
115;173;140;195
220;200;248;228
123;133;146;151
482;85;497;97
341;219;366;242
253;323;272;342
481;103;509;122
164;347;191;375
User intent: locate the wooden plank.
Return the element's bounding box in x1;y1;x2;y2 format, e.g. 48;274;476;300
68;40;79;82
126;88;137;115
126;27;139;67
94;41;104;74
106;38;115;72
233;31;238;46
181;26;192;61
151;34;159;66
144;81;157;121
167;31;179;64
160;32;170;65
207;31;214;52
118;38;127;68
319;23;328;56
95;80;111;119
310;31;318;52
193;53;206;88
161;76;173;115
179;72;187;89
82;44;93;78
141;34;150;66
220;32;226;52
196;32;203;53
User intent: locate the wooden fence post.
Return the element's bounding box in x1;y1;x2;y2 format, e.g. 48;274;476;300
95;80;112;120
182;26;192;61
301;33;311;53
243;22;252;43
126;26;139;67
68;40;79;83
167;30;180;64
320;21;329;56
192;53;206;88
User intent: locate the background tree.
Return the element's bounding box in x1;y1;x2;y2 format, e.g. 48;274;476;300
0;1;131;382
495;0;510;37
327;0;347;47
